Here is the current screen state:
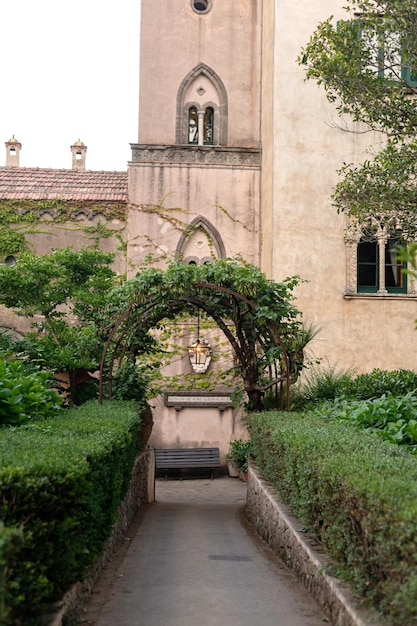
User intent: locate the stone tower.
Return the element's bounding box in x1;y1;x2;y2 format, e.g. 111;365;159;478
129;0;417;443
128;0;262;272
127;0;262;454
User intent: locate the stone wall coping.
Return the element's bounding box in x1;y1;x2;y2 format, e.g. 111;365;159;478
245;462;386;626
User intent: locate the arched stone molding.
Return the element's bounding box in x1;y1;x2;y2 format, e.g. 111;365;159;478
176;63;228;145
175;216;226;263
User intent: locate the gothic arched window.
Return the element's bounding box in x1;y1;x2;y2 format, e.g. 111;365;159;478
177;64;228;145
176;217;226;263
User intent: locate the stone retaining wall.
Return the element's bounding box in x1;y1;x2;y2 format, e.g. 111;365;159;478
245;463;384;626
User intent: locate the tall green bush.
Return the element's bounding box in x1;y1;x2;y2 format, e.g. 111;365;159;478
342;368;417;400
0;523;24;625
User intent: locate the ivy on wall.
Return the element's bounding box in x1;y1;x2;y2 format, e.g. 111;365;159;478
0;199;127;259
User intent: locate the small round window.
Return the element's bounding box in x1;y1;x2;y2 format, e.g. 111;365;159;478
191;0;212;14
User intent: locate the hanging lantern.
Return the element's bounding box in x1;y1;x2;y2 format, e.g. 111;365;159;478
187;337;212;373
187;309;212;373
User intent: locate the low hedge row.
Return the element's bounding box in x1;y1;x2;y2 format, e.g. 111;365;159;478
250;411;417;626
0;400;142;625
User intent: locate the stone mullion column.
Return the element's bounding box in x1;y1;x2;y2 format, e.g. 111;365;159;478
197;110;205;146
345;238;358;295
377;233;388;295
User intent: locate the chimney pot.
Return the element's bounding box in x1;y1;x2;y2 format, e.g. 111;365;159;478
5;135;22;167
71;139;87;171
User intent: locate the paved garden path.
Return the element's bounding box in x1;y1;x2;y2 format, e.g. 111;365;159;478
82;477;328;626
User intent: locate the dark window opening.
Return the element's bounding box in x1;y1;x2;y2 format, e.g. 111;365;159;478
358;240;378;292
193;1;209;12
204;107;213;144
188;106;214;145
188;107;198;144
385;240;405;289
357;238;406;293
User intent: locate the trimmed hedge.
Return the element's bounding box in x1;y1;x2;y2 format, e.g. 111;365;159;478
250;411;417;625
0;400;141;625
0;522;24;625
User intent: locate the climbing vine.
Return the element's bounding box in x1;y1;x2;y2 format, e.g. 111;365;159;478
100;257;307;411
0;199;126;259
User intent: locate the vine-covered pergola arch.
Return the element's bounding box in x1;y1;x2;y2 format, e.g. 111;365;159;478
98;272;300;412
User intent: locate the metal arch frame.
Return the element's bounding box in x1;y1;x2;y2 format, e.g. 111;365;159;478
98;282;291;410
195;283;291;410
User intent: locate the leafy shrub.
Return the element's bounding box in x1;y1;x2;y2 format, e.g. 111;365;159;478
250;411;417;625
0;400;141;624
291;365;417;409
312;392;417;452
0;359;62;425
0;523;24;625
0;331;15;358
342;368;417;400
226;439;253;471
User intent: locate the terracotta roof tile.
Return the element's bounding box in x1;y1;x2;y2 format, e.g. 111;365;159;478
0;167;128;201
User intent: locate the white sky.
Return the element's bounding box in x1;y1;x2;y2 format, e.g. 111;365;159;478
0;0;141;172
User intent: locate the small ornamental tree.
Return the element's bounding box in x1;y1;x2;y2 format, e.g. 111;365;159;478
299;0;417;237
0;247;119;403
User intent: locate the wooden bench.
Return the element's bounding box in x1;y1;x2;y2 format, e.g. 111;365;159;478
155;447;221;480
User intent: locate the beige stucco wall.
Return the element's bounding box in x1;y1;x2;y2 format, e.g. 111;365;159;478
127;159;260;273
149;396;248;465
260;0;275;277
262;0;417;374
25;218;126;272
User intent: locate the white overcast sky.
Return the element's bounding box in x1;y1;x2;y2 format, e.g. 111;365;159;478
0;1;141;172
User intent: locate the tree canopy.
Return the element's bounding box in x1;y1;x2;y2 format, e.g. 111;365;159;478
300;0;417;237
0;249;307;410
0;247;119;401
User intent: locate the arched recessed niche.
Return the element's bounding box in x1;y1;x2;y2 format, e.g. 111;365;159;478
176;216;226;263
